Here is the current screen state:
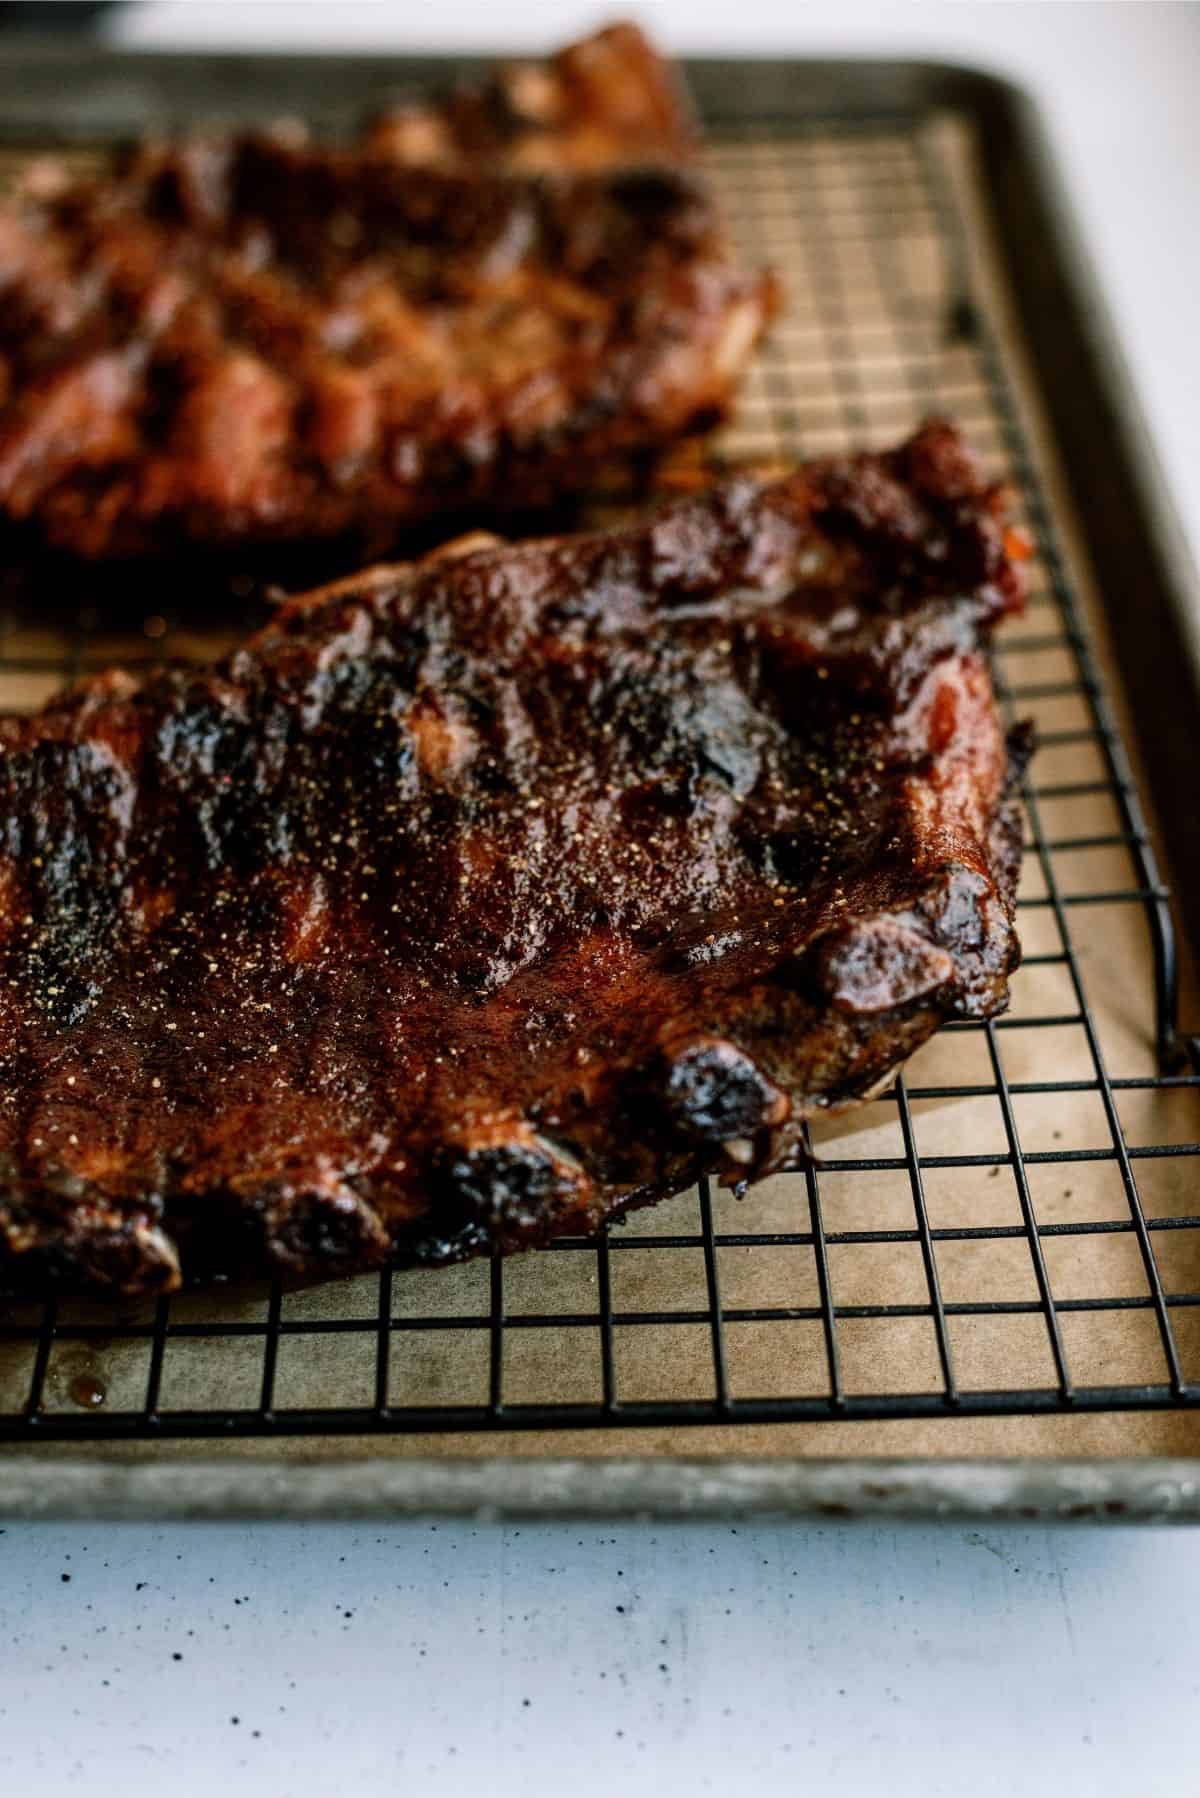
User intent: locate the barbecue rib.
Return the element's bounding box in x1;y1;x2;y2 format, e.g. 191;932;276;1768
0;421;1028;1296
363;20;700;169
0;25;772;563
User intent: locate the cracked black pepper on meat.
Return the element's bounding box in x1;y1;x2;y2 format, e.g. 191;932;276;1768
0;421;1030;1295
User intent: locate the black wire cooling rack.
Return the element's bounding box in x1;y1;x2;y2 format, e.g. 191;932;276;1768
0;104;1198;1444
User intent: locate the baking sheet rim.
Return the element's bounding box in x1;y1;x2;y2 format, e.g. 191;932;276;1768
2;1452;1199;1523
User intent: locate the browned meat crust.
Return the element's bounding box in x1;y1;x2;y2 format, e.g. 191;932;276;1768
0;25;772;564
0;421;1028;1297
364;21;700;169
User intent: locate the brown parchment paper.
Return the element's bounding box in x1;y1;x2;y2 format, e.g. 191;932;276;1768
0;114;1198;1477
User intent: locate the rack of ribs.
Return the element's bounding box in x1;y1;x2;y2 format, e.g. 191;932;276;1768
0;24;773;563
0;421;1029;1296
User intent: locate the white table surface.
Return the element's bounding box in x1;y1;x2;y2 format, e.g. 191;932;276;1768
4;5;1200;1796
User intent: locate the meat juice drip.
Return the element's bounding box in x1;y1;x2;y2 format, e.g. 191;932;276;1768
69;1371;107;1409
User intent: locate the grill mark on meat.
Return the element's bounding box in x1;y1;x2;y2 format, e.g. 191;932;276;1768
0;420;1028;1295
0;26;773;564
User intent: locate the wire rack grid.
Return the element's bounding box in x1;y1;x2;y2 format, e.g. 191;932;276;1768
0;111;1199;1442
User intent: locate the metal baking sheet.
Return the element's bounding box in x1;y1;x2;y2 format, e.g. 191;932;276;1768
0;46;1197;1518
